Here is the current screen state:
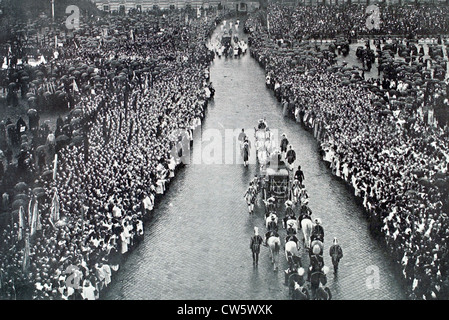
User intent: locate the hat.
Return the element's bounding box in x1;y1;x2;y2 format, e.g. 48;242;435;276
267;197;275;202
254;227;259;235
298;267;305;276
315;218;321;225
322;266;330;275
312;245;321;255
285;200;292;207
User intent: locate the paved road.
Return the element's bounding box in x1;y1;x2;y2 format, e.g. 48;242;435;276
103;20;407;300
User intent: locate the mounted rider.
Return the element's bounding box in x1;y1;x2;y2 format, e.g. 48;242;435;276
286;232;299;247
311;218;324;243
308;244;325;280
264;196;276;216
298;198;312;227
294;165;305;185
283;200;296;229
264;215;278;246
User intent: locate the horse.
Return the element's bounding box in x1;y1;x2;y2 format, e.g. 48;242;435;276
285;238;301;268
310;240;324;257
291;180;308;205
267;234;280;271
300;217;313;250
265;212;278;230
310;266;331;300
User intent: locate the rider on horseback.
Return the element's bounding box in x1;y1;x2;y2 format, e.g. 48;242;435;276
309;244;325;278
264;215;278;246
264;197;276;216
286;232;299;247
311;218;324;243
283;200;296;229
298;199;312;228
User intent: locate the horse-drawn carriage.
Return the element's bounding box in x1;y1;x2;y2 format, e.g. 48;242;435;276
263;164;291;202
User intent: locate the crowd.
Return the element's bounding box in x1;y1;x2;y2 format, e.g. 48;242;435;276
246;5;449;300
264;4;449;40
0;9;218;300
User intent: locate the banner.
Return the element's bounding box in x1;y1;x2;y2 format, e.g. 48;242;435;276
18;206;25;241
22;233;30;273
50;189;60;223
30;200;39;236
73;79;79;93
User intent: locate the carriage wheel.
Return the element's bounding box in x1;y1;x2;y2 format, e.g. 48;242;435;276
325;287;332;300
302;288;310;300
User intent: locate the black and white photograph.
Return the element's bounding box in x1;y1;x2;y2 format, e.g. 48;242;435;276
0;0;448;305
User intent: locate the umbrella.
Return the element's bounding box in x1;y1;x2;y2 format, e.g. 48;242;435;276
418;177;432;187
42;169;53;179
71;109;83;117
14;193;29;201
14;182;28;192
70;136;84;145
55;135;69;143
434;178;447;188
412;169;425;178
12;199;27;210
33;187;45;195
433;171;446;180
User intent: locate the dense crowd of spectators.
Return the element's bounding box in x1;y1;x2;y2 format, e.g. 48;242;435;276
263;3;449;40
246;5;449;299
0;9;217;300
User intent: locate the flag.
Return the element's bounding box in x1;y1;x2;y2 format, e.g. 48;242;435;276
30;200;39;236
267;14;270;33
18;206;25;241
144;74;149;92
22;233;30;273
50;189;60;223
53;154;58;180
73;79;79;92
27;199;32;225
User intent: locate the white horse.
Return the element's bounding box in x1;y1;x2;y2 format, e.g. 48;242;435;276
267;235;280;271
301;218;313;250
292;181;308;205
285;239;300;266
266;212;278;229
